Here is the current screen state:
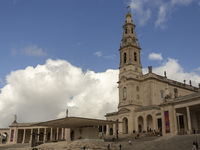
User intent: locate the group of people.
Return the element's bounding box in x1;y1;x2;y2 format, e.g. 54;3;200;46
192;140;199;150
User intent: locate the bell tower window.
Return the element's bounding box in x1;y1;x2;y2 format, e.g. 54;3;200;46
124;52;127;64
131;28;133;34
134;52;137;61
125;28;127;34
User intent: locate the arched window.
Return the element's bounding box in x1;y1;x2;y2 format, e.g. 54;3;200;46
131;28;133;33
125;28;127;34
134;52;137;61
124;52;127;64
123;87;127;100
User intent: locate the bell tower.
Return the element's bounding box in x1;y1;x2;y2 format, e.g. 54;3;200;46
118;6;143;107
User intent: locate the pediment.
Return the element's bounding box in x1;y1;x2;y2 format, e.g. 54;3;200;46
118;108;130;114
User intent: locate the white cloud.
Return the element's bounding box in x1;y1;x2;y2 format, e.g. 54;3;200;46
152;58;200;86
129;0;152;26
170;0;194;6
1;57;200;128
198;1;200;6
21;45;47;57
155;5;168;29
148;52;163;61
11;42;47;57
0;78;4;86
129;0;197;28
94;51;102;57
197;67;200;71
104;54;116;60
0;59;118;127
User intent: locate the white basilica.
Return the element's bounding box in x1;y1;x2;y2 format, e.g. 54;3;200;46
105;8;200;137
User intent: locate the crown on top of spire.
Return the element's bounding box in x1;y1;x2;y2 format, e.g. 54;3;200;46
126;5;132;18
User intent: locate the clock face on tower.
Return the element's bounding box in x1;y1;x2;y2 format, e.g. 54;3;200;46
124;39;127;43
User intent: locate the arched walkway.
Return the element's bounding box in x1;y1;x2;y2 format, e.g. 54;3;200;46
138;116;144;133
147;115;153;132
122;117;128;134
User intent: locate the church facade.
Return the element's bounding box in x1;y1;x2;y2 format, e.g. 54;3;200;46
105;9;200;137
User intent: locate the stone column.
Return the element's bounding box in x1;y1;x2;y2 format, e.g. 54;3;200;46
106;125;110;136
113;124;117;136
61;128;64;140
135;117;138;133
56;128;59;140
50;128;53;141
65;128;71;141
30;128;33;143
153;115;157;131
37;128;40;141
44;128;46;143
183;114;188;133
118;119;123;134
14;128;18;144
174;109;178;135
22;129;26;143
186;106;192;134
161;107;166;136
177;115;180;133
144;116;147;132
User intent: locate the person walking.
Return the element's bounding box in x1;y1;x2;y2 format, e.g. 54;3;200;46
192;141;197;150
196;140;199;150
119;144;122;150
107;144;110;150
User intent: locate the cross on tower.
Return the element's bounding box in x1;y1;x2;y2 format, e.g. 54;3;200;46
127;5;130;12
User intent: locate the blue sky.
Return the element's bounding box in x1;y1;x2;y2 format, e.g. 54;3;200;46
0;0;200;87
0;0;200;127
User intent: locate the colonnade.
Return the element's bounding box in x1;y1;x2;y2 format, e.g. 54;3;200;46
10;127;65;144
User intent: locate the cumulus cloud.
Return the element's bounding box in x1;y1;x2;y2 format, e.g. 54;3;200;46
151;58;200;86
129;0;197;28
0;59;118;127
94;51;102;57
148;52;163;61
1;57;200;128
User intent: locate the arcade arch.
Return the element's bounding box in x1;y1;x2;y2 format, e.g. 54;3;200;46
122;117;128;134
147;115;153;131
138;116;143;133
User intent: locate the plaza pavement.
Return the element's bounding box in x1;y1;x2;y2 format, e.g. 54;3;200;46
0;134;200;150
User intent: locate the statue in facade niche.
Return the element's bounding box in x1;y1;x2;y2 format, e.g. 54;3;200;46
13;114;17;123
66;109;68;117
